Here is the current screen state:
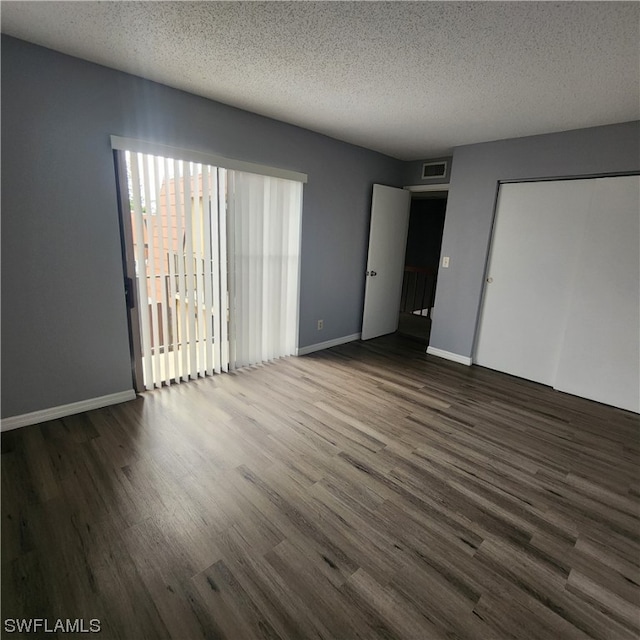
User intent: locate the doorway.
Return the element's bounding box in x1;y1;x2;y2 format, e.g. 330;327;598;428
397;191;447;344
113;143;304;391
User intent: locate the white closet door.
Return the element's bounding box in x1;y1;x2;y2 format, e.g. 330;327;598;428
474;180;594;385
553;175;640;413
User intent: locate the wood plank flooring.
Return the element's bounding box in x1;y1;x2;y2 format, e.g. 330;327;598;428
2;335;639;639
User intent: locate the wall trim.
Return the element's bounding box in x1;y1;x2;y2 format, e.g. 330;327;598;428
296;333;361;356
404;184;450;192
499;170;640;185
426;346;472;366
1;390;137;432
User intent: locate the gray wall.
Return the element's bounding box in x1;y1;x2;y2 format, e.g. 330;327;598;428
1;36;403;418
430;121;640;358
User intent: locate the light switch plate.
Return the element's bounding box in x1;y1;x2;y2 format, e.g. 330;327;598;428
442;256;450;268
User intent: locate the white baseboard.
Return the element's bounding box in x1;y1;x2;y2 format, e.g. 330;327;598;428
426;346;472;366
1;390;137;432
296;333;361;356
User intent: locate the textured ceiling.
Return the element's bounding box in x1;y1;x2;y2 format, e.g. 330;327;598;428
2;1;638;160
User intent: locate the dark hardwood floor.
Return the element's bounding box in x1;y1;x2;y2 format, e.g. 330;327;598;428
397;312;431;345
2;335;639;639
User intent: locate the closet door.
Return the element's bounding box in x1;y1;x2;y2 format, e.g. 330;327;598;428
474;180;593;385
554;175;640;413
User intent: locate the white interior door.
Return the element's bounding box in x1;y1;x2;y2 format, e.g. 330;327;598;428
361;184;411;340
474;180;593;385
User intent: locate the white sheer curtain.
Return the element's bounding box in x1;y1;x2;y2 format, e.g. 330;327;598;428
226;171;302;369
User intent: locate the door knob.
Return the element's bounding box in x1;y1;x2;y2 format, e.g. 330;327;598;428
370;270;377;276
486;277;493;283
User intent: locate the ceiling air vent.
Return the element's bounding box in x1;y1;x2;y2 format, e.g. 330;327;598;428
422;161;447;179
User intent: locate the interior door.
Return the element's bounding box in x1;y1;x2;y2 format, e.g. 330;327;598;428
361;184;411;340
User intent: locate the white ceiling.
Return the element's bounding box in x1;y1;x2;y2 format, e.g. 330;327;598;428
2;1;638;160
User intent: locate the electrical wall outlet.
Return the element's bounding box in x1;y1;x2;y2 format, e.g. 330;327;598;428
442;256;450;268
317;319;324;330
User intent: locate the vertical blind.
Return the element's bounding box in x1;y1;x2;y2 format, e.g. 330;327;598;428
123;148;303;390
227;172;302;369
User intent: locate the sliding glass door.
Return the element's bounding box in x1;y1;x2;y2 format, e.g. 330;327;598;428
115;146;303;391
227;171;302;369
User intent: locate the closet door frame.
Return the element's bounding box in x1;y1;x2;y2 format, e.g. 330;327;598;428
473;172;639;409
